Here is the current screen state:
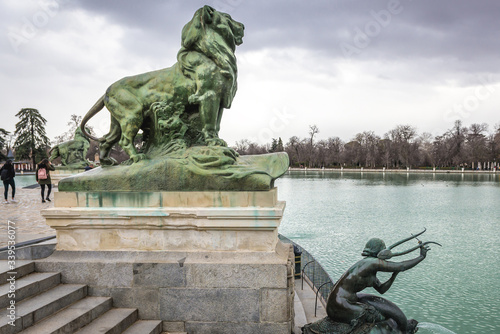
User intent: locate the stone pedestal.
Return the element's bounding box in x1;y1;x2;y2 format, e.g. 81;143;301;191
40;188;295;334
50;168;85;186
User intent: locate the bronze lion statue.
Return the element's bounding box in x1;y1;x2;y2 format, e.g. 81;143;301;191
80;5;244;165
49;127;90;168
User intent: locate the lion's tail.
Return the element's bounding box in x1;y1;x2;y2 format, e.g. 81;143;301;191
80;95;105;142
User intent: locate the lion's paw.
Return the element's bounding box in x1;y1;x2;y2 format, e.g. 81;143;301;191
101;157;118;167
131;153;147;163
206;138;227;147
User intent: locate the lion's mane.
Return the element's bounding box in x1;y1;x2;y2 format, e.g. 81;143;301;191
176;6;242;108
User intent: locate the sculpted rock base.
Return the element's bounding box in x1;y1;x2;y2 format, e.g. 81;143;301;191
58;150;289;192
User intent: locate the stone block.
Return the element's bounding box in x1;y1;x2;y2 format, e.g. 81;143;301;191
186;263;287;289
33;246;294;332
161;321;186;332
101;192;162;208
133;263;186;288
43;199;285;252
89;286;160;319
35;261;133;287
260;288;290;322
56;189;278;208
87;192;102;207
30;243;56;260
54;192;77;207
159;288;259;322
161;188;277;208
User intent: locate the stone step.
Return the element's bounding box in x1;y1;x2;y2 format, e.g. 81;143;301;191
0;284;87;333
0;242;56;261
0;272;60;308
19;296;112;334
122;320;162;334
74;308;137;334
0;261;35;282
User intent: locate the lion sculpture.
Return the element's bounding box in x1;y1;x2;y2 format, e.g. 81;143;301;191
80;5;244;165
49;127;90;168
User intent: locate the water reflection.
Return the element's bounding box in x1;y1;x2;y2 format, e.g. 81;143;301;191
2;175;37;188
285;170;499;186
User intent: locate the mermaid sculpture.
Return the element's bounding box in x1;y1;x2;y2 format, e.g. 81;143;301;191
302;229;440;334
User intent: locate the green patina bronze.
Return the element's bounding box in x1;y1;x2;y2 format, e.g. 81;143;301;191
80;5;243;165
302;229;441;334
59;150;289;192
60;5;288;192
49;127;90;169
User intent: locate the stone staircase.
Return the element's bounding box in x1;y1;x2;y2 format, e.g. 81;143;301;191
0;261;163;334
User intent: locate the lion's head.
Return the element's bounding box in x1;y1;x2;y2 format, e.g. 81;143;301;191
178;6;243;75
177;5;244;109
181;6;244;52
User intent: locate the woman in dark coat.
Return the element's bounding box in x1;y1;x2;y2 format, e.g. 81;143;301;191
0;160;16;204
36;158;55;203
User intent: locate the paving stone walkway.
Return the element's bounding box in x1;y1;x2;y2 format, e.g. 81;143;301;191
0;186;56;247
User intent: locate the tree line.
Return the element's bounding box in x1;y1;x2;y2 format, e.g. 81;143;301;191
0;109;140;168
234;121;500;170
1;109;499;171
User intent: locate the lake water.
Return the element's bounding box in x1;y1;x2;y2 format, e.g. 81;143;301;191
11;174;37;188
276;171;500;334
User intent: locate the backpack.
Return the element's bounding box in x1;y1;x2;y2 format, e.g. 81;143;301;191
1;168;9;181
38;167;48;180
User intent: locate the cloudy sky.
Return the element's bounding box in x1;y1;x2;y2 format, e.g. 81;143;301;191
2;0;499;146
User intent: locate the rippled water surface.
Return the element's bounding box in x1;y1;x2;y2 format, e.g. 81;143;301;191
276;171;500;334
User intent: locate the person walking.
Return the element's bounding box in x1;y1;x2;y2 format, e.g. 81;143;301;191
36;158;55;203
0;160;16;204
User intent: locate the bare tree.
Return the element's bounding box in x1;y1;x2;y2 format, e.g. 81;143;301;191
466;123;488;165
354;131;379;167
326;137;344;167
447;120;467;167
286;136;302;167
233;121;499;169
418;132;434;167
53;114;94;145
386;125;418;168
343;140;362;167
307;125;319;167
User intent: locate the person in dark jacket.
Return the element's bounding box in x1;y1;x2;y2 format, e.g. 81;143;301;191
0;160;16;204
36;158;55;203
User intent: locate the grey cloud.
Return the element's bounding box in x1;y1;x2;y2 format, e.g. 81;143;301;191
59;0;500;72
1;0;498;140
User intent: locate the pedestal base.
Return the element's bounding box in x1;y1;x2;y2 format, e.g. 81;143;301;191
40;188;294;333
42;189;284;252
36;246;295;334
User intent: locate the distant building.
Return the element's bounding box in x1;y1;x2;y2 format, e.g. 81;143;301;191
0;149;35;171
